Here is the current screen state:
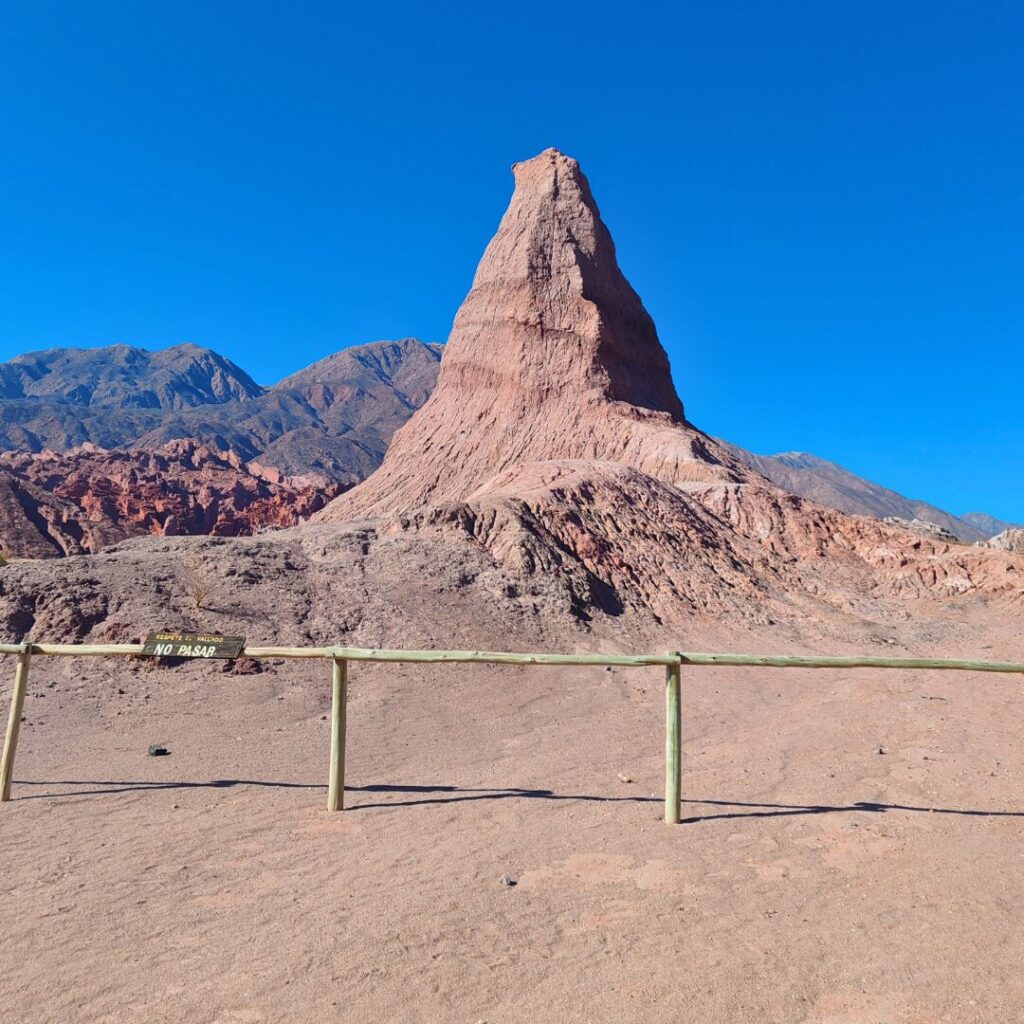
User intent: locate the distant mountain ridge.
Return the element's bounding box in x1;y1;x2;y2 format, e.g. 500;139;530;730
0;338;1013;544
136;338;443;481
961;512;1021;538
0;343;262;409
724;446;1018;542
276;340;442;406
0;338;442;483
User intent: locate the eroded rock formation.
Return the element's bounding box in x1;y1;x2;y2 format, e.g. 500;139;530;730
0;440;340;558
985;529;1024;554
0;148;1018;649
321;149;747;521
317;148;1021;620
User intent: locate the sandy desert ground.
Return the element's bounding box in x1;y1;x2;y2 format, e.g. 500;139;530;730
2;609;1023;1024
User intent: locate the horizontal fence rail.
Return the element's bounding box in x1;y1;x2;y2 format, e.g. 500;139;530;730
0;643;681;666
1;642;1021;821
679;652;1024;674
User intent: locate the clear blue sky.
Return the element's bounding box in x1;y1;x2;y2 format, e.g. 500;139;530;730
1;2;1021;521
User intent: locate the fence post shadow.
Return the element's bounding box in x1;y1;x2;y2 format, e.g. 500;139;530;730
12;780;1023;826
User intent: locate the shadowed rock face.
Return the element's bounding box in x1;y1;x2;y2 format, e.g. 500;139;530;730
321;148;747;521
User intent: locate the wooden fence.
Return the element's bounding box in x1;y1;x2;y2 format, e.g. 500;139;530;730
2;643;1022;823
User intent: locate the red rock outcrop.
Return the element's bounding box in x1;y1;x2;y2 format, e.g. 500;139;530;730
317;148;1021;616
320;149;747;521
0;440;340;558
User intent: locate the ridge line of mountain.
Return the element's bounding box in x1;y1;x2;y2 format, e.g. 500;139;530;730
0;335;1015;549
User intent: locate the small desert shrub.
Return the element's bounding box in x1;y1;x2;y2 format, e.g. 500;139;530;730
180;562;215;612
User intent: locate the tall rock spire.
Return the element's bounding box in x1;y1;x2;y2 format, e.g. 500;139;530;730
320;148;743;521
457;148;685;419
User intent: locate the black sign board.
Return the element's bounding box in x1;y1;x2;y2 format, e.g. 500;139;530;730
142;631;246;660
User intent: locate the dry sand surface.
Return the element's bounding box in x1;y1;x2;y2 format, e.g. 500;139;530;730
3;614;1023;1024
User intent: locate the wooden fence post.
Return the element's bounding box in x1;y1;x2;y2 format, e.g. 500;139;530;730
1;644;32;803
327;656;348;811
664;655;681;825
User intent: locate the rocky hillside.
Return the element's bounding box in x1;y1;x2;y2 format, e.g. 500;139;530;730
0;338;442;481
0;343;262;408
724;447;1012;542
0;440;340;558
985;529;1024;554
136;338;442;481
0;335;1011;542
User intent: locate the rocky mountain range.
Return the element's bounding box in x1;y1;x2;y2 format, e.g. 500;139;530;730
0;155;1016;566
0;342;263;409
0;340;443;557
0;338;441;479
0;330;1012;560
132;338;443;481
0;147;1019;651
724;447;1017;542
